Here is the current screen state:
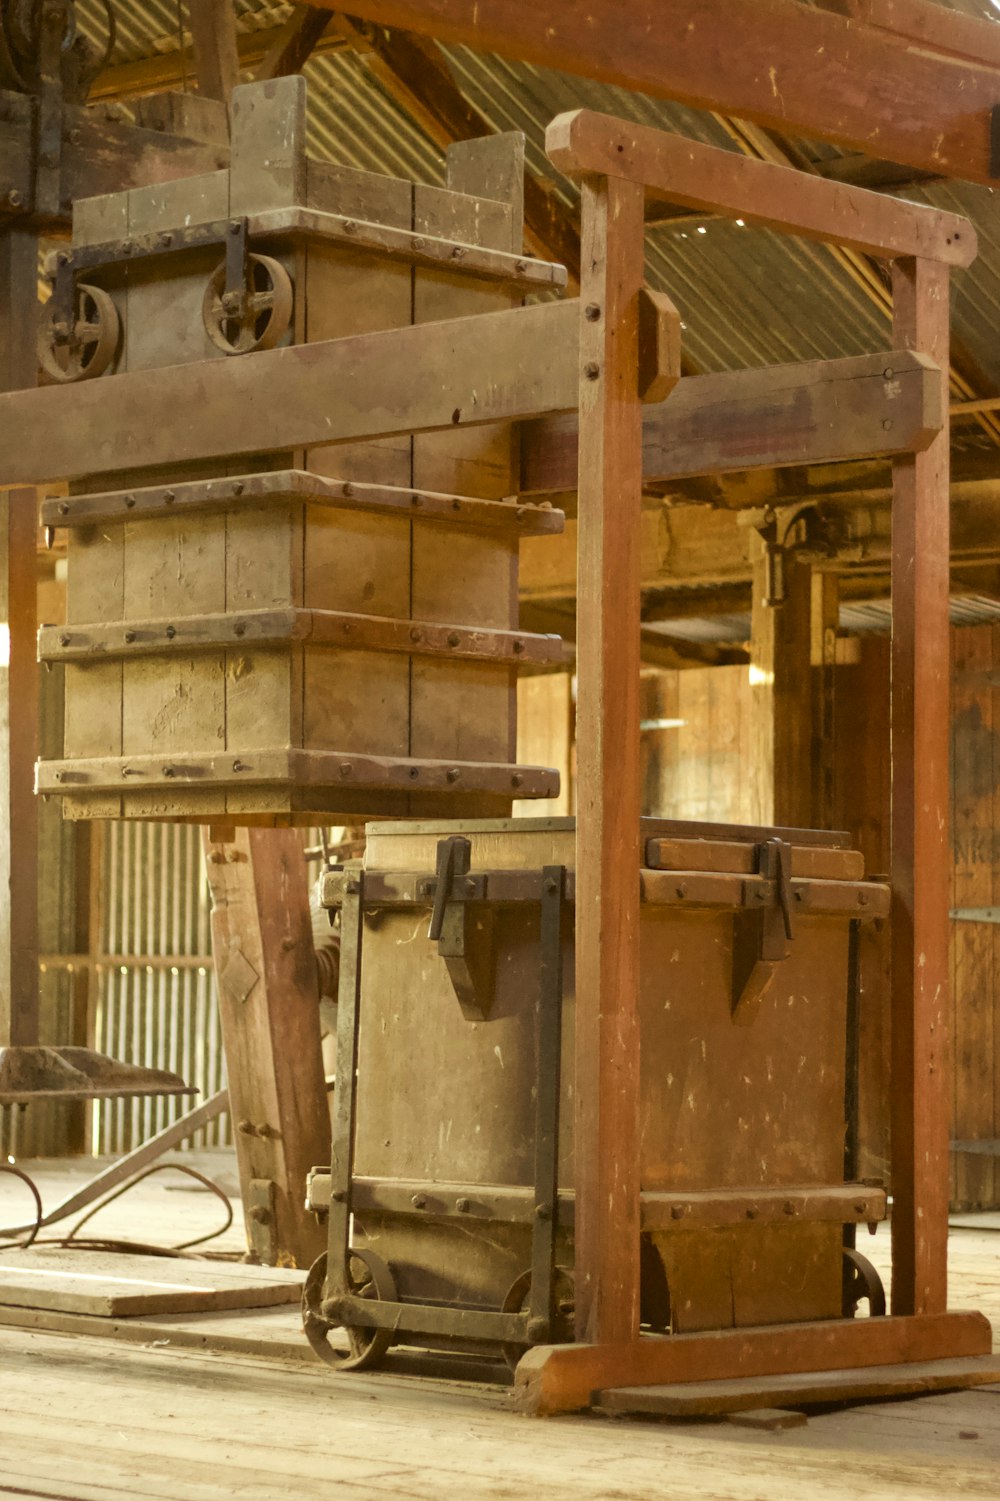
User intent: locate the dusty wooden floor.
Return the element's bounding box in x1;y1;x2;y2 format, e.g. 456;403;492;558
1;1153;999;1501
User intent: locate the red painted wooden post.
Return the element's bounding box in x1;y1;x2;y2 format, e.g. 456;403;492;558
890;255;951;1315
573;174;646;1345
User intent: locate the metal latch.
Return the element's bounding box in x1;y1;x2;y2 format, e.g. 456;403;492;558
731;837;795;1026
428;836;495;1021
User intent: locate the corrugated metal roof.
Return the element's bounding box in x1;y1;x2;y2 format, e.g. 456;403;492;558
648;594;1000;644
68;0;1000;422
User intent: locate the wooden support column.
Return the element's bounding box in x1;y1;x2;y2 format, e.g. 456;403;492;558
748;541;813;828
188;0;241;104
204;827;329;1267
573;175;646;1346
749;534;840;829
0;228;39;1053
890;256;951;1316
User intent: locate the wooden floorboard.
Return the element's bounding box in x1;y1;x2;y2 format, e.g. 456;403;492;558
2;1155;1000;1498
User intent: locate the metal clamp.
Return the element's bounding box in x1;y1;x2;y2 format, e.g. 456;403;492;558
731;837;795;1025
427;836;495;1021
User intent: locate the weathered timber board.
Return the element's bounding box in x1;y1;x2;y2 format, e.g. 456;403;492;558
598;1356;1000;1417
0;300;579;487
546;110;974;264
520;349;940;493
0;1249;303;1317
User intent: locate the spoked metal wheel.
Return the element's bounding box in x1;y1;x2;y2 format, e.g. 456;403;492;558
202;253;293;355
38;282;120;383
302;1246;397;1371
842;1246;887;1318
500;1265;575;1371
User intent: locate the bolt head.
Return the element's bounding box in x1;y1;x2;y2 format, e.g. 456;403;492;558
584;361;600;380
526;1317;549;1342
411;1193;428;1209
456;1197;471;1213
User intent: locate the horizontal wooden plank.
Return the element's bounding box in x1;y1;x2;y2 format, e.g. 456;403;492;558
338;1175;886;1229
0;299;579;487
646;838;865;881
61;204;566;291
38;748;560;799
640;869;890;917
515;1311;994;1415
599;1355;1000;1417
521;349;942;493
40;470;564;536
0;1249;302;1318
308;0;1000;186
546;111;975;265
40;609;564;668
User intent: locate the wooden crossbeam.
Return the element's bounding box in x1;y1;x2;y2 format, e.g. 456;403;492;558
302;0;1000;184
0;300;579;487
547;111;975;266
255;5;333;80
521;350;941;494
515;1312;993;1416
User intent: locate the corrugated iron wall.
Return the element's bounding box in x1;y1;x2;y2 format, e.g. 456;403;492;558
92;822;229;1156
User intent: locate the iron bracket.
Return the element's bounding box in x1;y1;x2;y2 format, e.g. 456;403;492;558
731;837;795;1025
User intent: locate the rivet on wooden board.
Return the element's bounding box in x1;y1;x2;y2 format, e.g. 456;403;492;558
165;625;176;639
447;632;461;647
232;481;244;496
513;640;525;654
512;773;523;788
746;1207;758;1219
585;303;602;321
162;765;175;778
783;1200;797;1216
584;361;601;380
410;628;422;642
124;494;135;508
411;493;423;506
58;501;69;515
164;490;175;505
59;633;70;646
409;767;420;779
339;763;353;778
447;769;460;784
124;630;135;643
232;759;248;773
670;1204;685;1220
412;1193;427;1208
456;1197;471;1212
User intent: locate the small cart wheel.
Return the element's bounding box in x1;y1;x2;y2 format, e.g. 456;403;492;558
500;1265;575;1371
302;1246;397;1371
38;282;120;383
842;1246;886;1318
202;253;293;355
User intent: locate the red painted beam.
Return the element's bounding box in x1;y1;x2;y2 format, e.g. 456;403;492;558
302;0;1000;184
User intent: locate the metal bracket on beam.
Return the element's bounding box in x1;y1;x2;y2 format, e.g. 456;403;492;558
427;836;496;1021
731;838;795;1026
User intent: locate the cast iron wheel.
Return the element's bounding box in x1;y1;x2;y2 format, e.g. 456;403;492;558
202;253;293;355
842;1246;887;1318
302;1246;397;1371
37;282;120;383
500;1265;575;1371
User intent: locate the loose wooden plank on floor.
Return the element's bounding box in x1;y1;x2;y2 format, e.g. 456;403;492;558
0;1249;302;1316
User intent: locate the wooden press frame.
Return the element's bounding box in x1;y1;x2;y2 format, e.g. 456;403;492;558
514;109;989;1414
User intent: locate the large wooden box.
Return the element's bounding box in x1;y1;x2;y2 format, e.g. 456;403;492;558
36;79;566;823
324;816;890;1336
